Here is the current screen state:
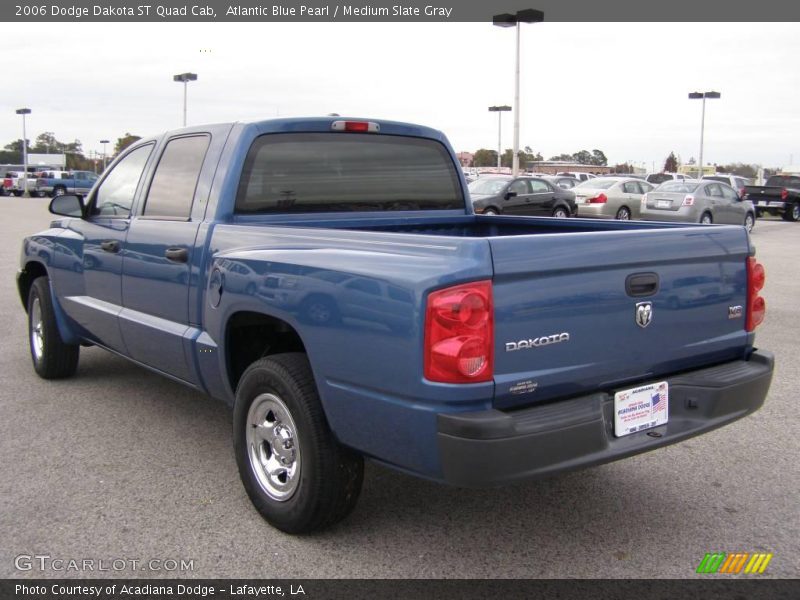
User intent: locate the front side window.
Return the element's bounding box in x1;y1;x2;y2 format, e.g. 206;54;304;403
235;133;462;213
91;144;154;217
143;135;210;218
509;179;530;195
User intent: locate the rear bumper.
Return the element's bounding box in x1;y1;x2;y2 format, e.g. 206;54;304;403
437;350;774;487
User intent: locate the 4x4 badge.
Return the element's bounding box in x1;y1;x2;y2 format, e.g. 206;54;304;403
636;302;653;328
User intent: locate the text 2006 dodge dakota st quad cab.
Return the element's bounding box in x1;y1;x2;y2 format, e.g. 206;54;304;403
17;117;774;533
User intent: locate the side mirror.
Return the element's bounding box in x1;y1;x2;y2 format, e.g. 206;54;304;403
504;191;517;200
49;194;84;218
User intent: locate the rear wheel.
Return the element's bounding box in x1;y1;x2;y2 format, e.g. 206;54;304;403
27;276;79;379
782;202;800;222
700;212;713;225
615;206;631;220
53;186;66;197
233;353;364;533
552;206;570;218
744;213;755;233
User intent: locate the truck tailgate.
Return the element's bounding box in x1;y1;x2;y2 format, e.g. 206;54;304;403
489;226;751;410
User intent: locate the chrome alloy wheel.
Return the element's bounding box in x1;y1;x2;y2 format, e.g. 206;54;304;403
30;297;44;362
246;393;301;501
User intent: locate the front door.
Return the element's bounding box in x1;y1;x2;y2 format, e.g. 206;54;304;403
502;179;533;215
60;143;155;352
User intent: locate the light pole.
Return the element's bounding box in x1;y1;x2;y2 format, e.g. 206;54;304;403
100;139;110;171
493;9;544;176
488;105;511;170
688;91;720;178
173;72;198;127
15;108;31;197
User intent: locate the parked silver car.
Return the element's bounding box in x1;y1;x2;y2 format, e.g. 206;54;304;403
573;177;655;220
640;180;756;232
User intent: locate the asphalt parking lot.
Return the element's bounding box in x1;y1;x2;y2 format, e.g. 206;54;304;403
0;197;797;579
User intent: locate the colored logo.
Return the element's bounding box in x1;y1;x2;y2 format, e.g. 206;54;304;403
696;552;773;574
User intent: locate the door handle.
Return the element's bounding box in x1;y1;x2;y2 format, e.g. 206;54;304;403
626;272;660;297
165;247;189;263
100;240;120;253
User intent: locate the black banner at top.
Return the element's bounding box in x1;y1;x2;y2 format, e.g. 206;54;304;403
3;0;800;22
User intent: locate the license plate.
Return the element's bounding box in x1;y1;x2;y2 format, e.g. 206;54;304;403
756;201;769;207
656;200;671;208
613;381;669;437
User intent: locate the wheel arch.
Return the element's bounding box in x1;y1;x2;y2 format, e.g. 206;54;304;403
17;261;48;312
18;261;81;345
224;310;309;397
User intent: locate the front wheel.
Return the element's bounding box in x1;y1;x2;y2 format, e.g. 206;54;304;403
52;186;66;197
28;276;79;379
482;207;499;216
552;206;570;218
233;354;364;533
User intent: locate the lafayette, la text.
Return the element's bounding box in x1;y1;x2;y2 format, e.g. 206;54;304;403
16;583;305;597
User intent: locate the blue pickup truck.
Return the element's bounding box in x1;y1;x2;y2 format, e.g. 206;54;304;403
17;117;774;533
35;170;98;197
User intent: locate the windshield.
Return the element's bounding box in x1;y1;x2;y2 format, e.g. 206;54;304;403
235;133;463;213
468;177;511;195
765;175;800;188
658;181;701;193
576;178;616;190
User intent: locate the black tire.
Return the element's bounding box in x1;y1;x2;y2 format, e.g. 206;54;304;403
615;206;631;220
233;354;364;533
53;186;66;197
744;212;755;233
552;206;570;218
700;212;713;225
27;276;79;379
483;207;499;215
782;202;800;222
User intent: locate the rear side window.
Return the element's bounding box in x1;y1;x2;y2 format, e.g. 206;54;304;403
144;135;210;218
235;133;462;213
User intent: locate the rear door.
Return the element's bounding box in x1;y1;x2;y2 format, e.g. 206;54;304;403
703;183;725;220
526;178;557;215
119;133;213;383
717;183;744;224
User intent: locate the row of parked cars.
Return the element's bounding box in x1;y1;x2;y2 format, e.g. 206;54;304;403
2;169;98;197
467;173;758;232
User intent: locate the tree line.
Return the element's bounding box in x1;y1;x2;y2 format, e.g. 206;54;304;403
0;132;142;171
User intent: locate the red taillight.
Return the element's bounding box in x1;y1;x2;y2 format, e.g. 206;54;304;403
781;188;788;201
589;193;607;204
331;120;380;133
682;195;695;206
746;257;766;332
424;280;493;383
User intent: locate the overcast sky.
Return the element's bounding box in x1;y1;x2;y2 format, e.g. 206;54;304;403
3;22;799;170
